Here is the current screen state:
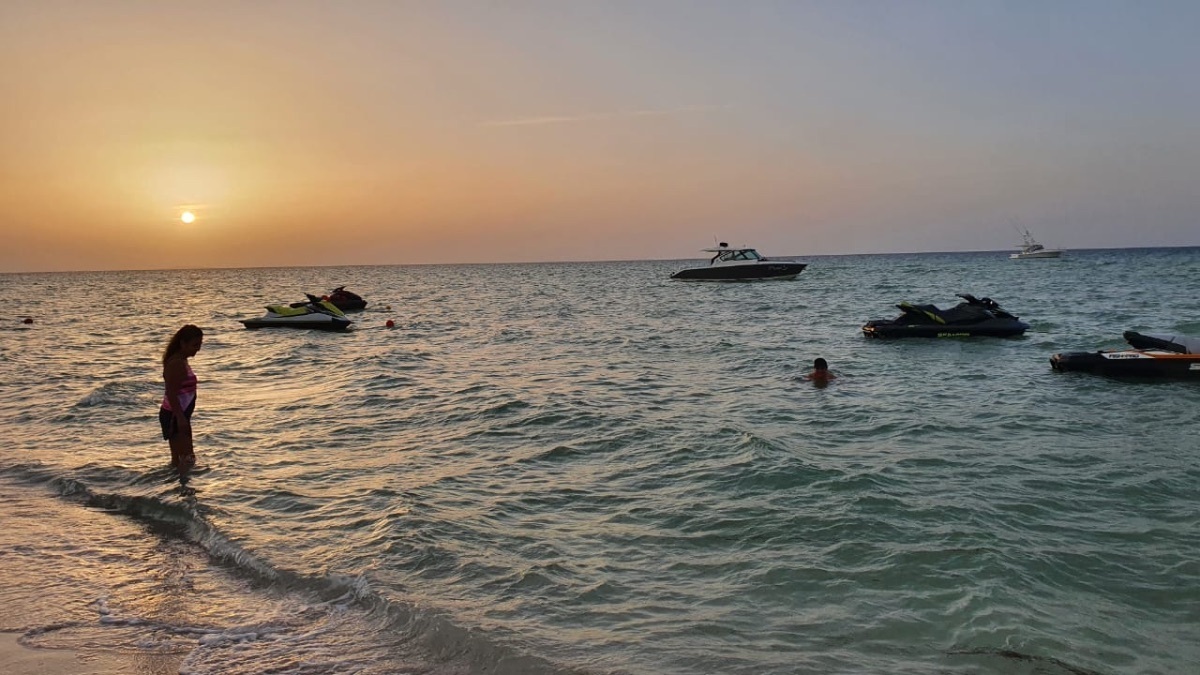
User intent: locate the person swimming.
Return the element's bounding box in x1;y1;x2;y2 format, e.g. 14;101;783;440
805;357;836;384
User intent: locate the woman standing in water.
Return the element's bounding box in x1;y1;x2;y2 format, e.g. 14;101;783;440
161;325;203;471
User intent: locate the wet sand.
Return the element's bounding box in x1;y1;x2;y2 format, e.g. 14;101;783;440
0;633;182;675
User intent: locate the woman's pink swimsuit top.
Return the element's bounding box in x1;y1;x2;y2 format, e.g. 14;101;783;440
162;363;197;411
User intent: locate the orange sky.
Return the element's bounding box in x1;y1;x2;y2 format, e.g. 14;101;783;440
3;2;1198;272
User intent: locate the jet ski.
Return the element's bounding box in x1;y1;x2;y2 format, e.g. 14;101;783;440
241;298;353;331
1050;331;1200;379
322;286;367;311
862;294;1029;338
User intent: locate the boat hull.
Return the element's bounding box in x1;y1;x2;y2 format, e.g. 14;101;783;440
1050;350;1200;378
1010;250;1062;259
862;319;1029;339
670;262;807;281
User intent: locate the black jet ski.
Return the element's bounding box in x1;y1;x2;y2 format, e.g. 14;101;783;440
322;286;367;311
862;294;1029;338
241;298;352;331
1050;331;1200;379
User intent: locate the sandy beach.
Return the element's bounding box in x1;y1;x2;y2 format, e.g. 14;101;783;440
1;633;182;675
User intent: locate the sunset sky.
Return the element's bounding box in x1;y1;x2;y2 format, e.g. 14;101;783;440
2;1;1198;272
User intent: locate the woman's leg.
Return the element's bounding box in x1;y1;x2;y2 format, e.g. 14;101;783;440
171;400;197;470
168;433;192;467
162;408;181;466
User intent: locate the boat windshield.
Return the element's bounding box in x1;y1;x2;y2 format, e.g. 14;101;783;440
717;249;763;262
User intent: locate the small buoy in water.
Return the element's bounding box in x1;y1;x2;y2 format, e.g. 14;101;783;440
385;320;395;328
22;318;33;324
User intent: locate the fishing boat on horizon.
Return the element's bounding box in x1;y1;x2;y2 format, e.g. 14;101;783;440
1010;229;1064;259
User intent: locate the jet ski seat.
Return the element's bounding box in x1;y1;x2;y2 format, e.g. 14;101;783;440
1124;331;1200;354
897;303;947;324
317;300;346;316
936;302;994;324
266;304;311;316
897;302;993;324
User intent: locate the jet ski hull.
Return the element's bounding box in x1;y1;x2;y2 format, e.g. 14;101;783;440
862;319;1029;339
670;263;807;281
1050;350;1200;379
241;316;352;331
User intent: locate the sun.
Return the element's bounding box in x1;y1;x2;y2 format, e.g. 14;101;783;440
180;211;195;224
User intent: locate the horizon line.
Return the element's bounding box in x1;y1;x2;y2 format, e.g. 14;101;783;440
3;244;1198;275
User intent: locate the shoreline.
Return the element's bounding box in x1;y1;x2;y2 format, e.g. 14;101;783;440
2;632;183;675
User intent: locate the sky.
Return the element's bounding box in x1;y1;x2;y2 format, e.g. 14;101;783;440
2;0;1198;272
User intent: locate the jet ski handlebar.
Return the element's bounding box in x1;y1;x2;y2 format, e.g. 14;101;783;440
956;293;1000;310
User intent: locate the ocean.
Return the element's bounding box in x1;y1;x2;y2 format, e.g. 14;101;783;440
1;248;1197;675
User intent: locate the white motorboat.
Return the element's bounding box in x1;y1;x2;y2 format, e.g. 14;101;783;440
1010;230;1063;259
670;243;806;281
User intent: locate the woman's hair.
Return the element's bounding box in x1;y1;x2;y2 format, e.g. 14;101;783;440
163;324;203;365
813;358;828;370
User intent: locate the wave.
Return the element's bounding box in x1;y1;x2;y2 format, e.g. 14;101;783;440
73;379;158;409
0;461;601;675
945;647;1106;675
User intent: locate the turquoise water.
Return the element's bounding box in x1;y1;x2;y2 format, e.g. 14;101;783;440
1;248;1197;674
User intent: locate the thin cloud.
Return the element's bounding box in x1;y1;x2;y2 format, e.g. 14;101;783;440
481;104;729;128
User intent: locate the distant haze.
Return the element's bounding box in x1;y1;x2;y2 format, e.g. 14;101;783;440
2;1;1198;272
